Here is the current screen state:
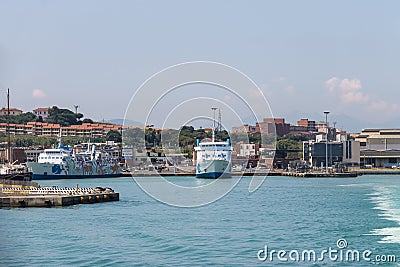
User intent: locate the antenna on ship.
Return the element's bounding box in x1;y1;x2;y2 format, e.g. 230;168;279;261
218;108;222;132
211;107;217;142
6;88;12;164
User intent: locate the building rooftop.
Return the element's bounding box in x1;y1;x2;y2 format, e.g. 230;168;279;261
33;107;49;111
0;107;23;112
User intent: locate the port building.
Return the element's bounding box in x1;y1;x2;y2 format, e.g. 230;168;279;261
303;135;360;168
355;129;400;167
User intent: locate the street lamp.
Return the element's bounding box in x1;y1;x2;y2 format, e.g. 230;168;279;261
324;111;330;173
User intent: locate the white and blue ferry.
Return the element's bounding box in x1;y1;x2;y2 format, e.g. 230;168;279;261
194;138;232;178
194;108;232;178
27;140;120;180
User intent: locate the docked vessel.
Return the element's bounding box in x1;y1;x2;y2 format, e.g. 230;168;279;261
194;139;232;178
0;163;32;181
27;140;121;180
194;108;232;178
1;89;32;181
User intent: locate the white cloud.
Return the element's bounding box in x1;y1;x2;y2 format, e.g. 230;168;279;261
223;95;232;102
259;84;272;97
370;100;387;110
370;100;399;111
325;76;368;103
324;77;339;92
32;89;46;99
284;85;295;93
339;78;362;91
341;91;369;103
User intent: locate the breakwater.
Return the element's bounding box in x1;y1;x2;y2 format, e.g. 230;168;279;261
0;185;119;207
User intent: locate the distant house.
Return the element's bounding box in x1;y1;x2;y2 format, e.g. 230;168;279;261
33;107;49;120
0;107;23;116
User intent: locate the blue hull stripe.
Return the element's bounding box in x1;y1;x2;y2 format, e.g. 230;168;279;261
32;173;121;180
196;172;231;179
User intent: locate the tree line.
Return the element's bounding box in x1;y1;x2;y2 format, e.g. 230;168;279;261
123;126;308;160
0;106;94;126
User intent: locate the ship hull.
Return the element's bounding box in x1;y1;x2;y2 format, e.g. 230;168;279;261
196;159;231;179
0;173;32;181
27;162;121;180
31;173;120;180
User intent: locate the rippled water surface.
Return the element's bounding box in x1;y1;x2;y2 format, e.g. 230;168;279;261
1;175;399;266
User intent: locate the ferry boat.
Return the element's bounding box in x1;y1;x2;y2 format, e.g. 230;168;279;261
194;139;232;178
194;108;232;178
27;140;121;180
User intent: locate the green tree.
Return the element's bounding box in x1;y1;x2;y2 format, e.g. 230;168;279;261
0;112;37;124
82;118;94;124
160;129;179;148
106;130;122;143
214;130;229;141
0;135;58;148
276;139;302;159
36;116;44;122
46;106;83;126
123;128;145;148
179;126;195;149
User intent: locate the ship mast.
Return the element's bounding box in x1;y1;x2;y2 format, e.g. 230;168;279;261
7;88;12;164
211;107;217;142
218;108;222;132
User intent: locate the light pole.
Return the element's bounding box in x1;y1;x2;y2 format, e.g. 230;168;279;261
211;107;217;142
324;111;330;173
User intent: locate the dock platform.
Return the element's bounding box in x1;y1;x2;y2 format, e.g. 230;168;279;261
281;171;358;178
0;186;119;208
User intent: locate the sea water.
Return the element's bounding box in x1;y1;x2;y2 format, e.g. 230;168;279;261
1;175;399;266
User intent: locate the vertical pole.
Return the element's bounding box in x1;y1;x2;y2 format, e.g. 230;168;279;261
7;88;12;164
324;111;330;173
211;107;217;142
218;108;222;132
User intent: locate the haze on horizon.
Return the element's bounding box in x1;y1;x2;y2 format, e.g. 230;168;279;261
1;0;399;132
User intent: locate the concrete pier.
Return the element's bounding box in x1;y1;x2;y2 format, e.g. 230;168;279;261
0;186;119;208
0;192;119;207
122;171;283;177
281;171;358;178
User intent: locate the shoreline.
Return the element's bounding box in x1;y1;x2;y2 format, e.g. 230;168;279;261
121;168;400;178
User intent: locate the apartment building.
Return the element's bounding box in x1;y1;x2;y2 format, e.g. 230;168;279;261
0;122;122;137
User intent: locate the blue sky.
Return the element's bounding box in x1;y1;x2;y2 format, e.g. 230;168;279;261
1;1;399;132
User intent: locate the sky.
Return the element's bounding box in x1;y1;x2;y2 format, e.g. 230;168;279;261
1;0;399;132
